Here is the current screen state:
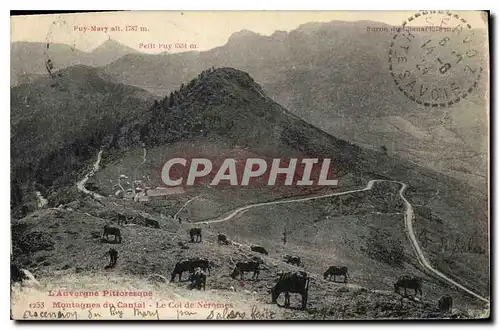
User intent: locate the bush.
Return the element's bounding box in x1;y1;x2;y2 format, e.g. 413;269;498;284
365;228;405;266
17;231;55;254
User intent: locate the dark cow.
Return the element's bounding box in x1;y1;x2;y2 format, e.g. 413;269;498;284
438;294;453;313
323;266;348;283
170;258;211;282
103;225;122;243
189;227;202;243
11;263;25;283
271;271;310;310
283;255;301;266
230;260;262;280
116;214;127;225
251;245;268;255
188;268;206;290
104;248;118;269
218;233;230;245
394;275;423;296
146;218;160;228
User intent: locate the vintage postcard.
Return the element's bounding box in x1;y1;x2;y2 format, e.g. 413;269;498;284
10;10;490;320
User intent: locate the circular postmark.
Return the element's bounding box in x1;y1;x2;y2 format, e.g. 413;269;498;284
43;14;116;89
388;11;484;107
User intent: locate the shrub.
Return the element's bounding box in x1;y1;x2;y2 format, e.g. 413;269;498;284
365;228;405;266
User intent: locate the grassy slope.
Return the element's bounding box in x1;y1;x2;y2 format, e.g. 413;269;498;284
11;201;487;320
88;68;489;305
102;22;488;190
10;65;154;216
11;68;489;319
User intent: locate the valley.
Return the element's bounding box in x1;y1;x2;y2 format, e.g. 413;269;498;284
10;17;490;319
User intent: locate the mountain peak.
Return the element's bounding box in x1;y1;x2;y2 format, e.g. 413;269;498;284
155;67;265;113
271;30;288;40
205;67;256;82
295;20;391;33
142;66;290;148
91;39;138;54
228;29;261;41
192;67;265;100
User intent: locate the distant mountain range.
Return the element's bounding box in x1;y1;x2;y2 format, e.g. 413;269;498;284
10;39;139;86
11;63;487;221
10;65;153;216
10;66;489;298
10;20;489;191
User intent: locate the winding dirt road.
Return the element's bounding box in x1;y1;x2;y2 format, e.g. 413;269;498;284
35;191;48;208
76;150;104;199
74;149;488;304
199;179;489;304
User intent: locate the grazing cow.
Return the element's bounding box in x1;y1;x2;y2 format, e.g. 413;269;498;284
189;268;206;290
190;258;211;275
323;266;348;283
271;271;310;310
230;260;262;280
102;225;122;243
170;258;211;282
251;245;268;255
189;227;202;243
146;218;160;228
394;275;423;296
105;248;118;268
11;263;25;283
438;295;453;313
116;214;127;225
218;233;230;245
283;254;301;266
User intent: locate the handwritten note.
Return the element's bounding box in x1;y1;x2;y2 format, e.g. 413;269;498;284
205;305;276;320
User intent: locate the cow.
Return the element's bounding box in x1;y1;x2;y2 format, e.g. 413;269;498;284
170;258;211;282
102;225;122;243
116;214;127;225
394;275;423;296
102;249;118;269
251;245;268;255
323;266;348;283
218;233;230;245
438;294;453;313
271;271;310;310
230;260;262;280
11;263;25;283
103;248;118;268
188;268;206;290
189;227;202;243
146;218;160;228
283;254;302;266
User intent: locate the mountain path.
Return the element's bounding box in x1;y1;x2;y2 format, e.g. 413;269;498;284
198;179;489;304
75;150;488;304
35;191;48;208
76;150;104;199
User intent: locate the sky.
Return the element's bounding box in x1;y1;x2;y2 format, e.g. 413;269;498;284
10;11;488;54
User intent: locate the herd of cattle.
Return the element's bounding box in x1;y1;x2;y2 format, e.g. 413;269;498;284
100;224;454;314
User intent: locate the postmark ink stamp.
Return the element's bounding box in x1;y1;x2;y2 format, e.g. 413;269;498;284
44;15;72;87
388;11;484;107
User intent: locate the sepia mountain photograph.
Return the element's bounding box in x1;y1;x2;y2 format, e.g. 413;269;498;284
10;11;490;320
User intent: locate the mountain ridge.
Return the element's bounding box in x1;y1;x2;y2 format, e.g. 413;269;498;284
10;64;154;217
90;39;139;54
10;66;489;316
10;39;139;86
98;20;488;191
